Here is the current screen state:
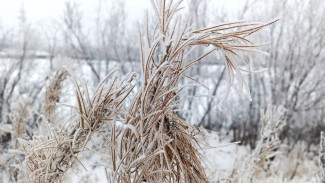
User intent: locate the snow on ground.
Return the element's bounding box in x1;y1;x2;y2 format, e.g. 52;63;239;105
0;57;320;182
61;131;243;183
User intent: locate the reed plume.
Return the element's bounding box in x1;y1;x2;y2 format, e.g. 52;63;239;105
107;0;277;182
17;70;135;182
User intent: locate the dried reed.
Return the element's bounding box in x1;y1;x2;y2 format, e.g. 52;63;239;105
231;106;285;183
17;71;135;182
16;0;276;182
43;69;68;124
8;97;32;182
106;0;276;182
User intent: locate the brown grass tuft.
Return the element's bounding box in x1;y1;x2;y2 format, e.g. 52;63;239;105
16;1;276;182
106;0;276;182
17;70;135;182
43;68;68;124
230;106;285;183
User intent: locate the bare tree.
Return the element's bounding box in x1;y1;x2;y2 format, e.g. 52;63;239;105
0;5;32;124
261;0;325;146
229;0;325;147
40;19;61;71
63;2;101;83
95;0;128;74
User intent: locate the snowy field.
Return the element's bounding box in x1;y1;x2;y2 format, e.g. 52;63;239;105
0;56;322;183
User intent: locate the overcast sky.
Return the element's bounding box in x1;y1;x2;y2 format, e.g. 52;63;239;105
0;0;150;27
0;0;240;28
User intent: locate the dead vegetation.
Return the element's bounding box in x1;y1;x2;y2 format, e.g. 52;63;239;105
11;0;279;182
17;70;135;182
43;68;68;124
229;106;286;183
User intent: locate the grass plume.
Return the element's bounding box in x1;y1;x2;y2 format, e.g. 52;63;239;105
15;0;276;182
106;0;276;182
17;71;135;182
43;68;68;124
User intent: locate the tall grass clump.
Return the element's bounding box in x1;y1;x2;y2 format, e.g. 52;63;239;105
7;97;32;182
16;71;135;182
106;0;277;182
43;68;68;124
230;106;285;183
15;0;276;182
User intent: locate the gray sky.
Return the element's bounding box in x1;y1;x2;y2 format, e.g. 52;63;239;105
0;0;150;27
0;0;239;28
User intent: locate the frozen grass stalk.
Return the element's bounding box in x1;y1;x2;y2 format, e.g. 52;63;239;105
106;0;276;182
43;68;68;124
17;71;135;182
231;106;285;183
16;0;276;182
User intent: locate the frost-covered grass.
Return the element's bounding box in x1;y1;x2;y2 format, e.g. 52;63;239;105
3;0;320;182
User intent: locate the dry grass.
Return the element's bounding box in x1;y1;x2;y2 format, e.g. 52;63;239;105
229;106;285;183
7;97;33;182
17;70;135;182
9;97;32;149
43;68;68;124
105;0;276;182
14;0;277;182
